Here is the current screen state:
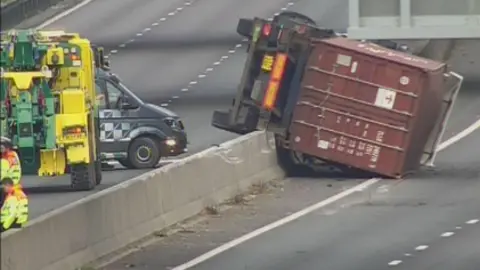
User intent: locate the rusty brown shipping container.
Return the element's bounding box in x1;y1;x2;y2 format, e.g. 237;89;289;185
288;37;455;178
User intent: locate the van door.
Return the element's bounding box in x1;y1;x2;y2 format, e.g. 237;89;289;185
96;78;136;158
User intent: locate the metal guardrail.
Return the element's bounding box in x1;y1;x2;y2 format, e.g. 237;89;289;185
1;0;65;29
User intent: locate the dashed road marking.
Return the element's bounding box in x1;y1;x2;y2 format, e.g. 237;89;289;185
415;245;428;251
384;217;480;268
105;0;296;104
466;219;479;224
441;232;455;237
388;260;402;266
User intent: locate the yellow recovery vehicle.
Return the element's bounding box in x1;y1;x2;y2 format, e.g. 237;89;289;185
0;30;103;190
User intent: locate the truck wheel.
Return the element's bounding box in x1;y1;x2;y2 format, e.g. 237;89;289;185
276;146;310;177
275;11;317;26
128;137;161;169
95;160;103;185
70;162;96;191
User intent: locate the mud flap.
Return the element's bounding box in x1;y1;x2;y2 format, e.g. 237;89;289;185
38;149;66;176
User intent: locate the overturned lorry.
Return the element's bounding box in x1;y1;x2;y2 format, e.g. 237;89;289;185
211;12;463;178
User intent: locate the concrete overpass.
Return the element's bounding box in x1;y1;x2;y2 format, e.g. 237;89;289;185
347;0;480;39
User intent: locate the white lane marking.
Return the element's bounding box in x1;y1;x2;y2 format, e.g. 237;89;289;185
213;62;221;66
287;2;294;5
189;81;197;85
170;123;468;269
171;179;380;270
198;74;206;78
455;226;462;230
388;260;402;266
466;219;479;224
228;50;235;54
181;88;189;92
415;245;429;251
152;22;159;26
36;0;96;28
206;68;214;72
110;50;118;54
168;12;176;16
143;28;151;32
119;44;126;48
136;33;143;36
436;119;480;151
441;232;455;237
160;17;167;21
161;103;169;107
235;44;242;48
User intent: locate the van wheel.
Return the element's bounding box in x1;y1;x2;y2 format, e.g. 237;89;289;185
128;137;161;169
118;159;134;169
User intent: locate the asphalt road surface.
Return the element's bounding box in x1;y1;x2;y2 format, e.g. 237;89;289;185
103;84;480;268
100;4;480;270
23;0;345;218
102;82;480;270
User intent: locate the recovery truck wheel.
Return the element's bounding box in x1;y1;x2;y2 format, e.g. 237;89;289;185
95;159;103;185
70;118;99;191
94;117;103;185
127;136;161;169
70;162;96;191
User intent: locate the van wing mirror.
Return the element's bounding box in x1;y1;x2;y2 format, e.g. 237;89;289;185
119;95;137;110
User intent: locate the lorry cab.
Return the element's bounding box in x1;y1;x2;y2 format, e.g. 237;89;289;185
94;68;188;169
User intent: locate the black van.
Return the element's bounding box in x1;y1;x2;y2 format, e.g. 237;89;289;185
95;68;188;169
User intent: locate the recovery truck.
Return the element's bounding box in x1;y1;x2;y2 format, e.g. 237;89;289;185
212;13;463;178
0;29;103;190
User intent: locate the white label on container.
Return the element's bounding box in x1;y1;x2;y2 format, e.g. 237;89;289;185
317;140;329;149
351;61;358;73
336;54;351;67
374;88;396;110
400;76;410;85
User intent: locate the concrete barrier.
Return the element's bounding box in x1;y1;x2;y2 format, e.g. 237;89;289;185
1;131;284;270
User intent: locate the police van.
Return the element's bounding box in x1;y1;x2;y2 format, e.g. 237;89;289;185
95;68;188;169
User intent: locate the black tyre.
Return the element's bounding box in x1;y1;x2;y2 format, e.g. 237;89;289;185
128;136;161;169
70;162;96;191
274;11;317;26
95;159;102;185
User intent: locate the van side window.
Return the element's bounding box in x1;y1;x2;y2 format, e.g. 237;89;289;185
95;80;106;109
105;81;123;109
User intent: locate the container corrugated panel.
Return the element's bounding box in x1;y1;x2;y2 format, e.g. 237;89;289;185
289;37;447;178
